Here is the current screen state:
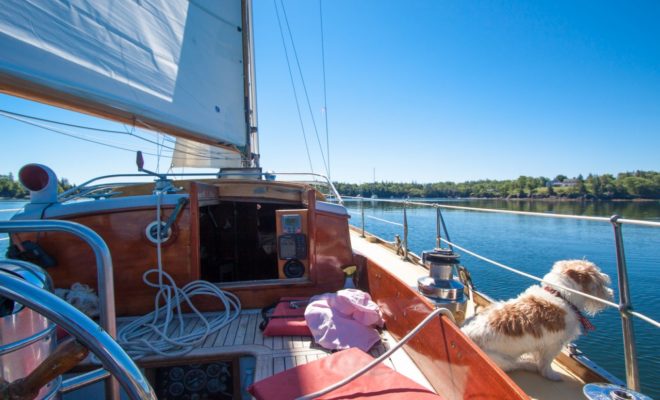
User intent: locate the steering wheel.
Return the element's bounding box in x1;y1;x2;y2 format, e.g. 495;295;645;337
0;269;157;400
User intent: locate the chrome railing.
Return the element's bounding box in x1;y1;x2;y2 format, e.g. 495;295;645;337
0;271;156;399
342;196;660;392
58;171;343;203
0;220;120;400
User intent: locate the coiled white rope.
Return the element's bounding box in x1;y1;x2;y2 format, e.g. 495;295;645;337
117;191;241;357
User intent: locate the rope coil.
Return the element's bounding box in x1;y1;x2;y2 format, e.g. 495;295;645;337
117;192;241;357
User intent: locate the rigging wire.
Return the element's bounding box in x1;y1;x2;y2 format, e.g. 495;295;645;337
135;118;245;166
0;109;237;161
319;0;331;182
0;108;184;156
273;0;315;173
0;111;162;156
156;132;163;173
279;0;330;178
0;108;129;134
0;107;234;160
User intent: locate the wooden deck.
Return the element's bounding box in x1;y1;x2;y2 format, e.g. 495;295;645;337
116;308;434;392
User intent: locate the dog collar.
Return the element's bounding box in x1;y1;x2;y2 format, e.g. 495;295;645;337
544;286;595;333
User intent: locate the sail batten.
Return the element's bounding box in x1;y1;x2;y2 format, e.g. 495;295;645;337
0;0;247;147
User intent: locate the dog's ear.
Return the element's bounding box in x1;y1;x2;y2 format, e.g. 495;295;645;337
565;268;593;291
562;260;612;300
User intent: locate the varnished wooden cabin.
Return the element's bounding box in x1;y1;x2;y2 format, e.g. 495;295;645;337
7;173;614;399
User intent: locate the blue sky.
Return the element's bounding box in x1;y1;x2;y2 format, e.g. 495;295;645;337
1;0;659;184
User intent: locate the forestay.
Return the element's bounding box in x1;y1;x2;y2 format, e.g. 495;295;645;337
0;0;247;147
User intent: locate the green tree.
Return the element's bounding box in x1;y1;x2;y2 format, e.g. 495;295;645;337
576;174;587;196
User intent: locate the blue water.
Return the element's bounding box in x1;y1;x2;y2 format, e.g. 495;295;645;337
1;199;658;395
345;199;660;397
0;201;26;250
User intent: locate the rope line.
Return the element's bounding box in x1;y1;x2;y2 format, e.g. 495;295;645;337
136;119;244;161
341;196;660;228
347;210;404;227
439;237;619;307
319;0;331;182
440;237;660;328
273;0;314;173
279;0;329;177
0;112;161;156
0;110;239;162
117;192;241;357
296;308;455;400
344;199;660;329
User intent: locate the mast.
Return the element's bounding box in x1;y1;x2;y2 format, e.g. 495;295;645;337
242;0;260;167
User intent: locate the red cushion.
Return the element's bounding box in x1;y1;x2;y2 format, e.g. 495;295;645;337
248;347;443;399
263;297;312;337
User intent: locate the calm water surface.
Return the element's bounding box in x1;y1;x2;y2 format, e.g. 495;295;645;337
1;199;658;395
345;198;660;397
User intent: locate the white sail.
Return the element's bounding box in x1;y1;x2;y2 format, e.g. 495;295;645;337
0;0;247;147
171;138;243;169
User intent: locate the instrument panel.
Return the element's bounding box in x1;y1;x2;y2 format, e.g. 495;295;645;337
153;361;234;399
277;234;307;260
275;210;309;279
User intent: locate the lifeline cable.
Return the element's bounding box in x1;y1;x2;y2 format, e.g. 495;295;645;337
295;308;455;400
117;191;241;357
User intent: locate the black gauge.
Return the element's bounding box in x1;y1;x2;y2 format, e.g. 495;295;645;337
206;363;221;377
283;259;305;278
207;378;225;394
184;368;207;392
168;382;184;397
168;366;184;381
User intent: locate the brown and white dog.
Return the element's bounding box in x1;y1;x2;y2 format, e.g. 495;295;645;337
461;259;613;380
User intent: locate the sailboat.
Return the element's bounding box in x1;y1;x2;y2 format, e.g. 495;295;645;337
0;1;656;399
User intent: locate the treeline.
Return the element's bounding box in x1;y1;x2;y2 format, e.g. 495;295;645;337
334;171;660;200
3;171;659;200
0;173;73;198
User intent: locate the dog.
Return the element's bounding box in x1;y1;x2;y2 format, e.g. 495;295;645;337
461;259;613;381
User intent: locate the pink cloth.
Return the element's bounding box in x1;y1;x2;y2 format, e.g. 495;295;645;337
304;289;384;352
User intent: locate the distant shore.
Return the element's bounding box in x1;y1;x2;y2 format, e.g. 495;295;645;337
351;196;659;202
2;196;658;202
457;197;658;202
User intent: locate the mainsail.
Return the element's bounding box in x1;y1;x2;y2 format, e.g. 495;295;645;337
0;0;248;148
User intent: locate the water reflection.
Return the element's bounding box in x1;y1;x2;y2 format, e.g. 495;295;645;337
345;198;660;221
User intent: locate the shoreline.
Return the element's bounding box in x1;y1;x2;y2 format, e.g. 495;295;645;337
463;197;658;203
359;196;659;203
2;197;658;202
